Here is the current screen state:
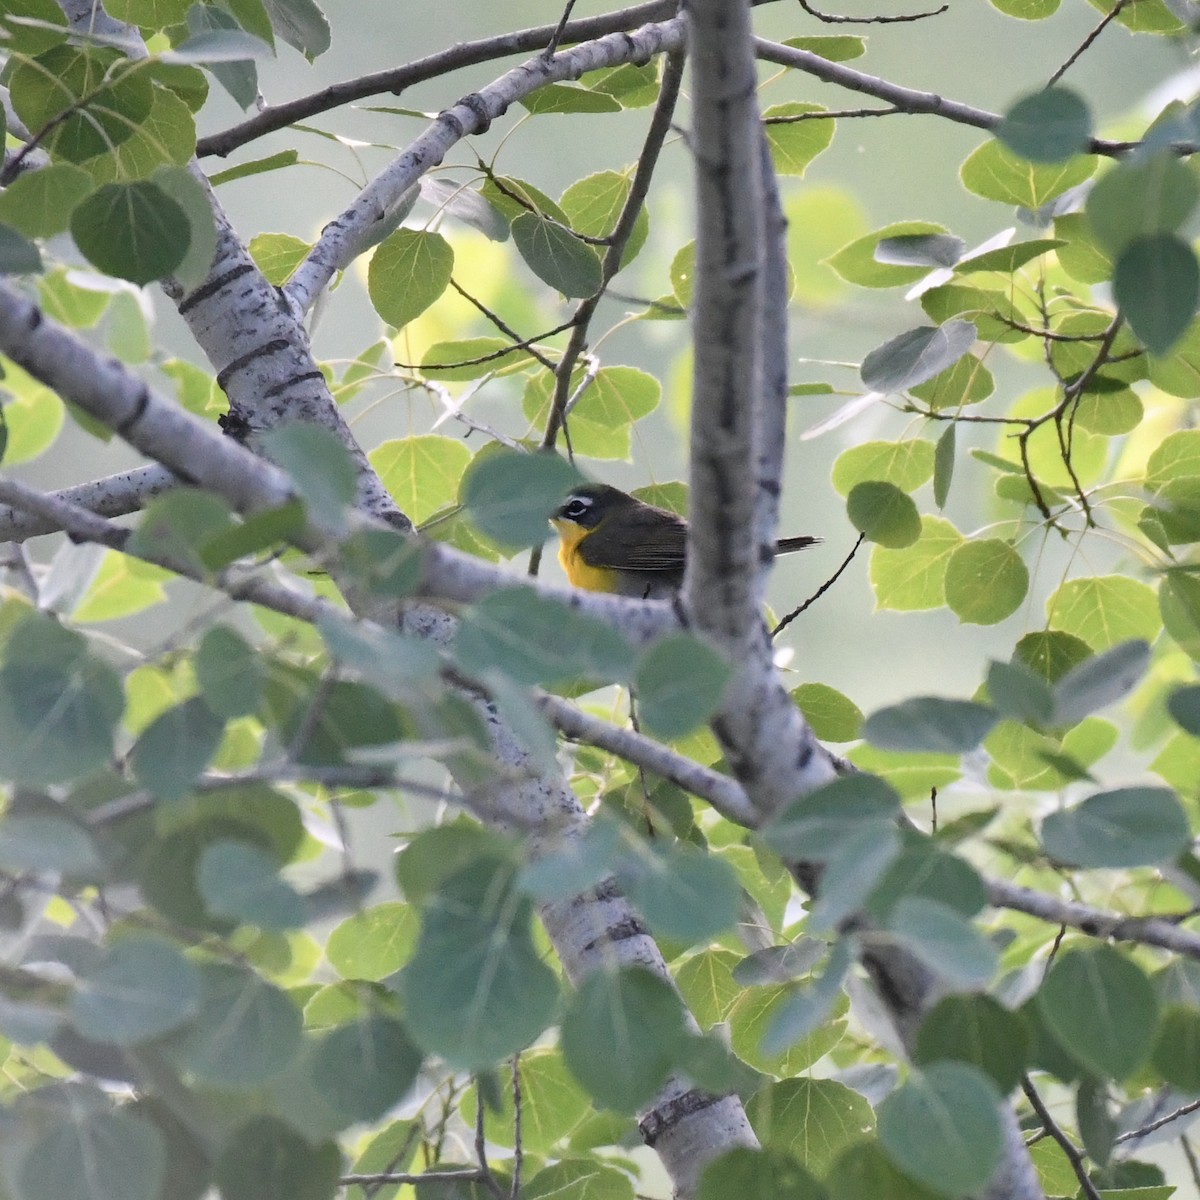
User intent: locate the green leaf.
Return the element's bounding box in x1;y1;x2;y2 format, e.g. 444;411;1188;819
747;1079;874;1175
1047;575;1160;650
339;528;426;600
1038;946;1159;1079
69;937;200;1046
864;697;998;754
150;164;216;291
619;843;741;943
318;616;439;698
959;139;1096;208
214;1117;340;1200
846;481;921;547
1114;233;1200;356
828;220;951;288
996;87;1091;163
1086;151;1200;257
867;842;987;919
1013;629;1094;683
827;1142;944;1200
634;633;731;739
763;102;835;177
915;994;1029;1092
326;901;418;981
18;1107;166;1200
247;230;310;283
870;515;963;611
782;33;866;59
370;434;471;526
1168;682;1200;734
129;696;225;802
560;967;688;1112
0;165;93;240
459;1048;591;1153
166;962;303;1086
368;228;454;329
877;1063;1004;1196
198;840;307;929
522;365;661;460
70;181;189;285
260;421;357;533
401;858;559;1070
453;587;634;687
933;424;955;508
521;83;622;114
511;211;602;297
886;896;998;988
831;439;935;496
860;321;977;393
807;823;901;932
0;814;101;876
762;773;900;860
1152;1005;1200;1091
559;169;649;268
1050;639;1149;726
944;539;1029;624
1041;786;1190;867
310;1016;422;1122
875;233;964;268
524;1159;635;1200
262;0;330;59
0;613;124;786
459;448;583;548
986;659;1054;725
790;682;863;742
195;625;263;717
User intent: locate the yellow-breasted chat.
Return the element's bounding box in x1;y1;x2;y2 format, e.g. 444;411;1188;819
550;482;820;598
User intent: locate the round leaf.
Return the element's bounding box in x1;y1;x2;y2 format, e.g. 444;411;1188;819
864;697;998;753
846;482;921;547
310;1016;422;1122
368;228;453;329
512;211;602;297
1114;233;1200;356
18;1108;166;1200
460;449;583;549
214;1117;340;1200
197;840;307;929
70;181;189;285
166;963;303;1087
70;937;201;1046
944;539;1028;624
915;994;1030;1092
560;967;687;1112
1038;946;1159;1080
877;1062;1004;1196
634;633;731;740
1041;786;1189;867
860;320;977;393
996;87;1092;163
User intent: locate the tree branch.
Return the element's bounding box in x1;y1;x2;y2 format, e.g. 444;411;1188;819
284;18;686;316
196;1;682;159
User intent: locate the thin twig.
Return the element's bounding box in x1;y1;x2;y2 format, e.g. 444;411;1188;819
509;1056;523;1200
1047;0;1133;87
540;48;686;453
448;278;561;372
771;534;864;638
542;0;582;58
1021;1075;1103;1200
196;1;680;158
795;0;948;24
763;105;902;122
1115;1097;1200;1144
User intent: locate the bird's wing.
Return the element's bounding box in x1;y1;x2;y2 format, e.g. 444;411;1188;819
578;509;688;573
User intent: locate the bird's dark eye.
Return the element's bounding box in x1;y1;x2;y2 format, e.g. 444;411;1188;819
563;498;591;520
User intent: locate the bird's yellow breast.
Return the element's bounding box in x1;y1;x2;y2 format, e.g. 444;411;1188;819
551;518;619;593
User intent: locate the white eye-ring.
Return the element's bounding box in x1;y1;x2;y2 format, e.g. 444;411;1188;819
563;497;592;519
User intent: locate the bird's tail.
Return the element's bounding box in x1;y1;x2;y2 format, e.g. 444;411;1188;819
774;535;822;555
